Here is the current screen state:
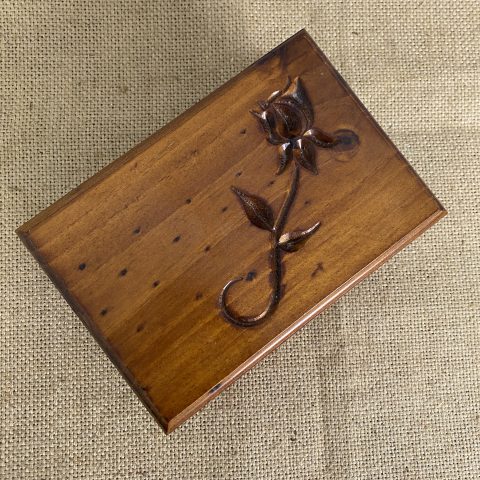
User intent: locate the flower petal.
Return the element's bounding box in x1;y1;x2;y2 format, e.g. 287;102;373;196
257;100;269;110
266;76;291;103
277;143;292;175
304;128;338;148
272;102;308;138
294;138;317;174
266;89;283;104
250;109;286;145
279;77;314;130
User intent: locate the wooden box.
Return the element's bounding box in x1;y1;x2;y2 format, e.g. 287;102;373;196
17;30;446;433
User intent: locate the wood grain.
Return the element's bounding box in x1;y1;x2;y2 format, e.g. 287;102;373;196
17;30;446;433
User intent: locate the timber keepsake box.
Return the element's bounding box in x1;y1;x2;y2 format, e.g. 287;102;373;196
17;30;446;433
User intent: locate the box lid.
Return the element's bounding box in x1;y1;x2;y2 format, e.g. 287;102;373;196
17;30;445;433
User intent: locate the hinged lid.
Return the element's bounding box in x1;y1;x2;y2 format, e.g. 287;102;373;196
17;30;446;433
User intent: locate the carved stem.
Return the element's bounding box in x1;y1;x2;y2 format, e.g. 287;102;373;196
219;164;300;327
274;163;300;239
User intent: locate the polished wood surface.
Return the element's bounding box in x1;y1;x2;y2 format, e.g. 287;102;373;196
17;30;446;433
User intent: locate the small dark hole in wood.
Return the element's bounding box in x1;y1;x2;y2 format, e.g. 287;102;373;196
185;198;192;204
173;235;181;243
133;227;141;234
235;171;242;177
100;308;108;316
245;270;257;281
119;268;128;276
311;263;324;277
136;323;145;333
221;206;228;213
78;263;86;270
240;128;246;134
268;180;275;186
152;280;160;288
204;245;211;252
195;292;203;300
304;199;311;205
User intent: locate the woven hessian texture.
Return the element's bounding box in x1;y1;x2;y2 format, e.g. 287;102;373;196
1;1;479;478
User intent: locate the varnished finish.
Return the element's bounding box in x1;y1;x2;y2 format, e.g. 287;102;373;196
16;30;446;434
220;76;358;326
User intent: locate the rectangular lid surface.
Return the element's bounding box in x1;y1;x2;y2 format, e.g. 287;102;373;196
17;30;445;433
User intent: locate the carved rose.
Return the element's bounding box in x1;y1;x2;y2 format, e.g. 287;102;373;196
251;76;340;175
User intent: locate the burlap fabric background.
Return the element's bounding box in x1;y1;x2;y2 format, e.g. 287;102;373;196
1;1;479;478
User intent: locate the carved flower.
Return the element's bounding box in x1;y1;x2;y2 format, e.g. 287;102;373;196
220;75;359;327
251;76;340;175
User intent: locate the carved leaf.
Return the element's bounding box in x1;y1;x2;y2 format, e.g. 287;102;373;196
231;187;275;232
304;128;338;148
278;221;321;252
294;138;318;174
277;143;292;175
